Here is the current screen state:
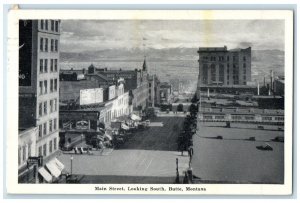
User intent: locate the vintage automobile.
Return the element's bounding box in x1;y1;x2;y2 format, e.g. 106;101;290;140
256;143;273;151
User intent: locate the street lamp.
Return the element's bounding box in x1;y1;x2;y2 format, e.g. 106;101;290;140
70;156;73;175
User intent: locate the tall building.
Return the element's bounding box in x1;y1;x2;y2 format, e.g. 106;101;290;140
148;74;160;107
19;20;61;163
197;46;251;86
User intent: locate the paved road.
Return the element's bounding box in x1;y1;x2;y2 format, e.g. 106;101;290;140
58;117;189;183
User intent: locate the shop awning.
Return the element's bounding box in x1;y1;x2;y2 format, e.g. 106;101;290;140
38;167;52;183
53;158;65;172
46;162;61;178
131;114;142;121
121;123;130;130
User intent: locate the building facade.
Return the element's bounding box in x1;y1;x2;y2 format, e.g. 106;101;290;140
19;20;61;161
197;46;251;87
148;74;160;107
84;60;149;112
159;82;172;105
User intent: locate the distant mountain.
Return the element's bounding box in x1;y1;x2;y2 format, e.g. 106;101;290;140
60;48;285;81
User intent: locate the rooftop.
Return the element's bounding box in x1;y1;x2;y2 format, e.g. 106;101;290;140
192;122;284;184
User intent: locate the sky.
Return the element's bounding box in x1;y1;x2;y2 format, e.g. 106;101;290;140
60;20;284;52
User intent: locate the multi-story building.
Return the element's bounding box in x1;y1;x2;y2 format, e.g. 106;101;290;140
18;127;38;182
159;82;172;105
83;59;149;112
148;74;160;107
19;20;61;163
197;46;251;87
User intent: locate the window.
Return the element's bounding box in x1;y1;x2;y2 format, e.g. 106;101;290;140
243;56;246;61
54;99;57;111
54;79;58;91
50;59;54;72
18;148;21;165
39;59;43;73
39;81;43;95
54;59;58;71
44;80;47;94
28;143;31;157
51;20;54;31
39;103;43;117
44;59;48;73
54;138;57;150
50;100;53;112
49;120;53;133
51;39;54;51
227;56;230;61
45;38;48;52
43;144;47;156
43;123;47;135
44;101;47;115
41;20;44;29
39;125;42;137
55;21;59;32
38;146;42;156
22;146;26;161
50;79;53;92
49;140;53;154
243;63;246;68
262;116;272;121
45;20;48;30
54;118;57;130
55;40;58;52
40;38;43;51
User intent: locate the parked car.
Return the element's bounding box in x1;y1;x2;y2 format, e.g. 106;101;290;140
272;136;284;142
256;143;273;151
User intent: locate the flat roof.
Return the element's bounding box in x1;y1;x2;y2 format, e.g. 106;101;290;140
192;122;284;183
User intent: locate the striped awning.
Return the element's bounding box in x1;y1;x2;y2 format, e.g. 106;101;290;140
38;167;52;183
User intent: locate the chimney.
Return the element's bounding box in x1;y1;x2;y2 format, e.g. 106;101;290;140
270;70;274;91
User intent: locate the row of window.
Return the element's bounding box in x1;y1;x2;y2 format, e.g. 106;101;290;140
40;37;58;52
18;143;32;166
40;20;59;32
203;115;284;121
38;137;58;157
202;56;247;62
39;59;58;73
38;118;58;138
38;99;58;117
39;79;58;95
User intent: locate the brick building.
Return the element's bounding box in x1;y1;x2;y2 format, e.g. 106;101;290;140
197;46;251;87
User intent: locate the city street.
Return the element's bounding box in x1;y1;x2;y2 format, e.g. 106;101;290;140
57;116;190;183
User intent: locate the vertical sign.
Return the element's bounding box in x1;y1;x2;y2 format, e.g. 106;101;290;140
19;20;32;86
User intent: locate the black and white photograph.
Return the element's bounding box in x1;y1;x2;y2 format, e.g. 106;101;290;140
6;9;293;195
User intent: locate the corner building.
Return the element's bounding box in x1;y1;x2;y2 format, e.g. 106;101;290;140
197;46;251;86
19;20;60;162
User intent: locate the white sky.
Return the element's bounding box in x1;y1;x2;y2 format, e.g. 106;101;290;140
60;20;284;52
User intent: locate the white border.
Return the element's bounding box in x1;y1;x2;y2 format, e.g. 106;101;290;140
6;9;294;195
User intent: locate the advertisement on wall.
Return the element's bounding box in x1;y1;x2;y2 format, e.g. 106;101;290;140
19;20;32;86
80;88;103;105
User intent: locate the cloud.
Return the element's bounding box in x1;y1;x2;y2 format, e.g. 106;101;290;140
60;20;285;52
